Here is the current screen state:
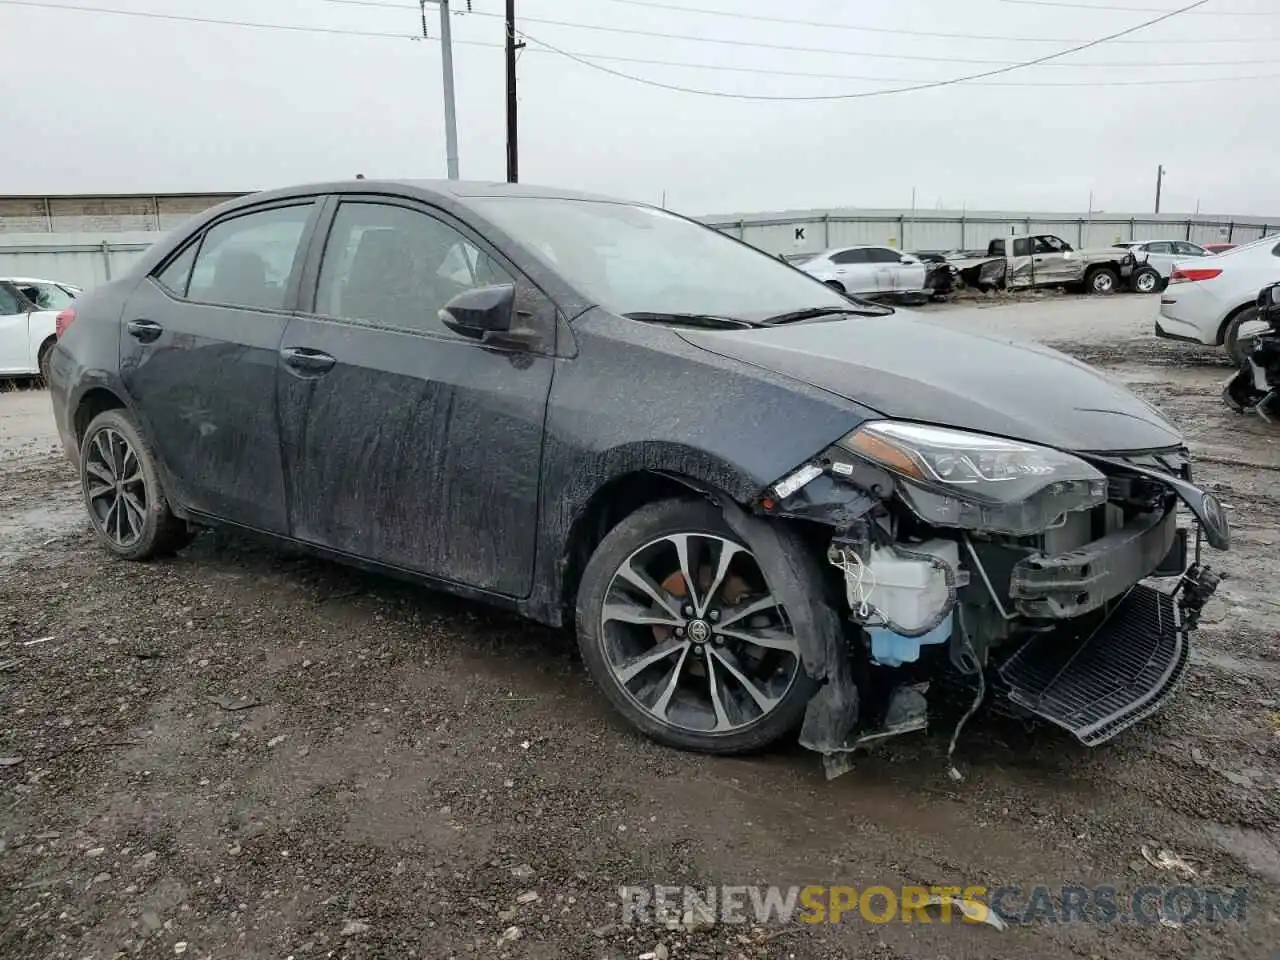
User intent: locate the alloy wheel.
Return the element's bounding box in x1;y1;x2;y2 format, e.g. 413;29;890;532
599;532;801;735
1134;271;1158;294
85;427;148;548
1092;272;1115;294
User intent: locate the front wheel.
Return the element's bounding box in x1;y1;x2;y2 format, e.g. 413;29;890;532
1131;267;1161;295
1086;267;1119;295
79;409;193;560
575;498;818;755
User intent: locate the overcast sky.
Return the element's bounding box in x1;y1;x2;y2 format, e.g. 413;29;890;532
1;0;1277;216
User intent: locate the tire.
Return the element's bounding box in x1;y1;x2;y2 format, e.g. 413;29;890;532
37;337;56;385
79;409;194;560
1086;267;1119;295
575;498;820;755
1224;306;1263;367
1131;267;1160;295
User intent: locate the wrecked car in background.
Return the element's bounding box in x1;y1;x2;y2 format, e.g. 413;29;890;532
951;233;1141;295
796;245;930;304
47;179;1228;773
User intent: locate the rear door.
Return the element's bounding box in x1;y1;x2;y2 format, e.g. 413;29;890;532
0;284;31;373
276;195;557;597
828;248;875;293
118;199;321;533
1141;241;1177;278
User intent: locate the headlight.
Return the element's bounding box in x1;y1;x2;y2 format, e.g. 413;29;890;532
837;421;1108;536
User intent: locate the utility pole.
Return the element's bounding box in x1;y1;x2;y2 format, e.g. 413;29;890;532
505;0;523;182
1154;164;1165;214
423;0;460;179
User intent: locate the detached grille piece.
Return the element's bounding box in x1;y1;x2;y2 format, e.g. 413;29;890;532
996;584;1188;746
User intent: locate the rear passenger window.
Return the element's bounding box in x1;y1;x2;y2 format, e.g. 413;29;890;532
155;242;199;298
185;204;313;311
830;249;866;265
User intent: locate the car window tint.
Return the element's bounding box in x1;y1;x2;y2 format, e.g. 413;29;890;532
155;242;200;298
0;285;22;316
1145;241;1173;254
1174;242;1203;256
315;202;514;335
830;249;866;264
186;205;312;311
864;247;901;264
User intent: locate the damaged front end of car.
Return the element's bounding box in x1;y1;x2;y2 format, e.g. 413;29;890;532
752;421;1229;777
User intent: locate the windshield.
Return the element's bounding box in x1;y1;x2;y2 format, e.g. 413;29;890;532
468;197;863;321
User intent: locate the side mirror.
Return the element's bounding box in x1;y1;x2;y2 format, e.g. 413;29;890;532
440;283;516;339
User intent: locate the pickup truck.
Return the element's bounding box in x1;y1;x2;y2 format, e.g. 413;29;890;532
950;234;1143;295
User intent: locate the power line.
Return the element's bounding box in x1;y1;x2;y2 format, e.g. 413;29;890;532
516;0;1212;100
8;0;1269;90
317;0;1264;65
549;49;1280;87
0;0;424;40
997;0;1274;12
551;0;1272;44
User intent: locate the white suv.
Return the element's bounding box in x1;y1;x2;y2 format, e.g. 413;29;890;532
1156;236;1280;364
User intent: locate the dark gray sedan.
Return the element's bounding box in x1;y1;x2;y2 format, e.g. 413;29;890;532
48;179;1227;763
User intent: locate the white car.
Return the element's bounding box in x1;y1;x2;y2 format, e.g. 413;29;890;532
1120;240;1210;287
0;277;81;380
798;245;929;301
1156;235;1280;364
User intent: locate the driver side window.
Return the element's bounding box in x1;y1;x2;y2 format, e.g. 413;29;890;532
314;201;515;337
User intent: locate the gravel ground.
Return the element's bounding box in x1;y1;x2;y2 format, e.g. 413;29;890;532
2;300;1278;960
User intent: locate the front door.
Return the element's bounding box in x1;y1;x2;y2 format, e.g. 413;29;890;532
277;197;555;597
1031;235;1075;285
0;284;31;373
118;200;320;533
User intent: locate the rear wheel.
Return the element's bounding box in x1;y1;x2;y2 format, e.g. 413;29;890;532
1086;267;1119;295
37;337;55;385
575;498;818;754
1224;306;1266;367
79;409;193;560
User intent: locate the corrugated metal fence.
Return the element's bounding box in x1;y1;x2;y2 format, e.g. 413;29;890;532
4;206;1279;291
701;208;1280;258
0;233;155;289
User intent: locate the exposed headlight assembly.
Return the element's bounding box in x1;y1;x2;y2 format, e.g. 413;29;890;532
837;421;1108;536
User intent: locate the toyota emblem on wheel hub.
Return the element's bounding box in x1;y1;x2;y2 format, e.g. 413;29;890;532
687;619;711;643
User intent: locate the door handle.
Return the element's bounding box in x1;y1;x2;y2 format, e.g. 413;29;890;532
126;319;163;343
280;346;336;374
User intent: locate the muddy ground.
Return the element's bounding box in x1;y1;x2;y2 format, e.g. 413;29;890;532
2;298;1278;960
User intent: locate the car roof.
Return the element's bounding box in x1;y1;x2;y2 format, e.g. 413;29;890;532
0;276;77;285
233;178;632;209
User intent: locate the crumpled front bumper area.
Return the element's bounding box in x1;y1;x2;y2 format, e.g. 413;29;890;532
995;583;1190;746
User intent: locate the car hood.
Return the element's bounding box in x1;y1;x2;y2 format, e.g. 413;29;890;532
676;310;1183;453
